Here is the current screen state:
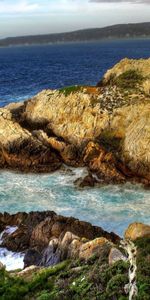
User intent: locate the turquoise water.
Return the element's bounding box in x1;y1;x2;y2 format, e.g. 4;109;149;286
0;168;149;237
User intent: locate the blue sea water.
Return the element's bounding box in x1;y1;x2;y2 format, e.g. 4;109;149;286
0;40;150;238
0;39;150;106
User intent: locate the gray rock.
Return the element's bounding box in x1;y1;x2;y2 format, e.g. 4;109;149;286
108;247;127;265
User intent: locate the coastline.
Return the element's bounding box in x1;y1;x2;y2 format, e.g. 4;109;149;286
0;56;150;298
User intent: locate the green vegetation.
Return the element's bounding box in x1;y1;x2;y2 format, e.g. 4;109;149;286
114;70;144;89
135;237;150;300
0;261;69;300
59;86;83;96
0;238;149;299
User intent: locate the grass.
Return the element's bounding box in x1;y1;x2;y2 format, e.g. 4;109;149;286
59;86;83;96
0;238;149;299
114;70;144;89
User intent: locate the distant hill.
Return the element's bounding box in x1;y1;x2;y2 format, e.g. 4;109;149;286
0;22;150;47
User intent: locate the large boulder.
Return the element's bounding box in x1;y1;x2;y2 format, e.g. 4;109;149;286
79;237;112;261
125;222;150;241
108;247;127;265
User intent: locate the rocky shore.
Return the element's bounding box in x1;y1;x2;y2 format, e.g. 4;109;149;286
0;211;150;299
0;58;150;187
0;58;150;299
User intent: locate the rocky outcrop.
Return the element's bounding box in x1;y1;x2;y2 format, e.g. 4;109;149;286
0;58;150;184
22;88;109;146
98;57;150;95
0;211;120;268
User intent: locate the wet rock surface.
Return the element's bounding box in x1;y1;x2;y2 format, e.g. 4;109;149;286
0;211;120;268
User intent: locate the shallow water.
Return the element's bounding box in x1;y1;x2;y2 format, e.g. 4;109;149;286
0;168;149;237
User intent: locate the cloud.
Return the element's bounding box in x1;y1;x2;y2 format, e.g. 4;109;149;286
0;0;39;14
0;0;88;15
0;0;149;16
89;0;150;3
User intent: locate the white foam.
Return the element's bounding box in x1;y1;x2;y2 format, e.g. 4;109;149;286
0;248;24;271
0;226;24;271
0;170;150;236
0;226;18;245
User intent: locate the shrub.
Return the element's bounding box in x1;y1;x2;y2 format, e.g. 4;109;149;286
114;70;144;89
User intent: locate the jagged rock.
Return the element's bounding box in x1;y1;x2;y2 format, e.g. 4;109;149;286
30;217;54;249
59;232;81;260
0;211;56;229
47;136;81;166
1;225;30;251
0;211;120;269
83;142;125;184
74;173;96;188
125;222;150;241
30;213;120;251
0;108;61;172
0;211;56;251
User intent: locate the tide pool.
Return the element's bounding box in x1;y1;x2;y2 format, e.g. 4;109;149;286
0;168;150;237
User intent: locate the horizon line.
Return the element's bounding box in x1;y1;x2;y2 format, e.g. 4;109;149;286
1;21;150;40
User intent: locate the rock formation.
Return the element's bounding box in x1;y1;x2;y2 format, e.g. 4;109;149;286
0;58;150;185
0;211;120;268
0;213;149;300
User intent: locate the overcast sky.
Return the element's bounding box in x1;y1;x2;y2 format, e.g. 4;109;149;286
0;0;150;38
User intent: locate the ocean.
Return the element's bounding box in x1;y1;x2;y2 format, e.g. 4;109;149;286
0;39;150;239
1;39;150;106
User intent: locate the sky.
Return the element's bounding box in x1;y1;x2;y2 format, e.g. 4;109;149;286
0;0;150;38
